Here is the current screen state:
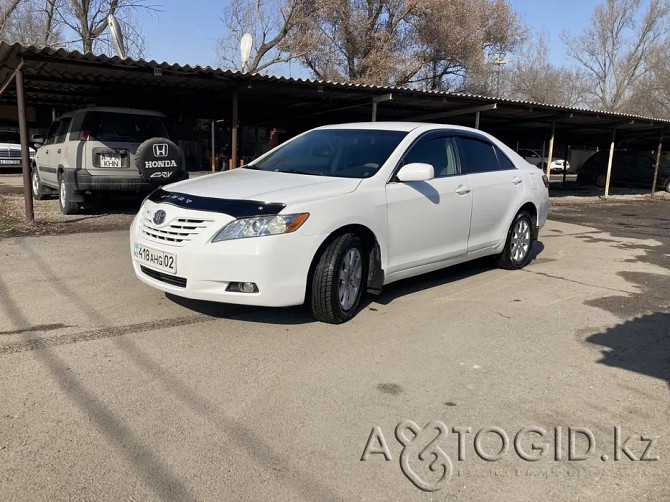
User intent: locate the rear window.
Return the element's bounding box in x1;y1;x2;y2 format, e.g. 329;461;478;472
82;112;169;143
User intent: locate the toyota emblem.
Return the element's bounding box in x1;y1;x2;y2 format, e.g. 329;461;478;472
153;143;168;157
153;209;166;225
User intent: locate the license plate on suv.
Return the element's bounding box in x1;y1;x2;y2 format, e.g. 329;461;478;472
99;153;122;168
133;243;176;274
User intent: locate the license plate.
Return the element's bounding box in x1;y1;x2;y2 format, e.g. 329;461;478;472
0;159;20;164
133;243;176;274
99;153;122;168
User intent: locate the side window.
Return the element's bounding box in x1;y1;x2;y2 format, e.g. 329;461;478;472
458;137;499;174
54;118;72;144
402;136;459;178
495;146;516;170
44;121;60;145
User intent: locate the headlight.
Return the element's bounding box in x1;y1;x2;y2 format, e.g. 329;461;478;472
212;213;309;242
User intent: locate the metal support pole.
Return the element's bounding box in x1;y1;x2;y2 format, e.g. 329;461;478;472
604;128;617;199
210;120;216;172
231;92;238;169
474;111;480;129
651;130;663;199
546;122;555;178
16;70;33;222
562;144;569;188
371;101;377;122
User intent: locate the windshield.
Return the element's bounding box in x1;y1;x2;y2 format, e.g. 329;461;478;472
248;129;408;178
0;131;20;144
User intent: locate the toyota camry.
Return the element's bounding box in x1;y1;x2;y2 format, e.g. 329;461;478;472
130;123;549;323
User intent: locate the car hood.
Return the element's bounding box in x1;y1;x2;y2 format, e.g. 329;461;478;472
0;142;34;152
166;168;362;205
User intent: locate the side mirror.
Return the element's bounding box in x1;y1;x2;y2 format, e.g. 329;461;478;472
397;162;435;182
31;134;44;145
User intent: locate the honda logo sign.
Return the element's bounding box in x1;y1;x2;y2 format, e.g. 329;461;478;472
153;143;169;157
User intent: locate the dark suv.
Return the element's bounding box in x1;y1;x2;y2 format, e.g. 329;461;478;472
577;150;670;192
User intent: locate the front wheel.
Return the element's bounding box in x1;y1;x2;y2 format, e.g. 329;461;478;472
32;167;51;200
308;233;367;324
595;174;607;187
58;176;80;215
498;211;534;270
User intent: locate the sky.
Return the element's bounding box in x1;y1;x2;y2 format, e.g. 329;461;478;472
136;0;597;72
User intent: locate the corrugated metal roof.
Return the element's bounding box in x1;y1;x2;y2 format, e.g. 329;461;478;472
0;41;667;145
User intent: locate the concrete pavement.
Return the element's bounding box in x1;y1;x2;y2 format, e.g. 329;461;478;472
0;217;668;501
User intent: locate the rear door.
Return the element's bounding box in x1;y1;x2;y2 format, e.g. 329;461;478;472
457;135;524;253
82;111;169;178
35;120;61;187
385;133;472;274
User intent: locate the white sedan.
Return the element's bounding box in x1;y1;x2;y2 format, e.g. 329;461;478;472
518;148;570;173
130;123;549;323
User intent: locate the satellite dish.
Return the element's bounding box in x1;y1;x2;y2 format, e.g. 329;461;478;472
107;14;126;59
240;33;253;72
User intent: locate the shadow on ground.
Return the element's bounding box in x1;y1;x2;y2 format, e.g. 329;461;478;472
168;242;545;322
586;312;670;386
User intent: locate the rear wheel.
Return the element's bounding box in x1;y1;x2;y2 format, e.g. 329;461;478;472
595;174;607;187
58;175;80;215
498;211;534;270
308;233;366;324
31;167;51;200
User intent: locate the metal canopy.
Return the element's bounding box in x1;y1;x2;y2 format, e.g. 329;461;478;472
0;42;668;148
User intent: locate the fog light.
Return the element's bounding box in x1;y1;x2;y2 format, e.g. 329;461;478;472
226;282;258;293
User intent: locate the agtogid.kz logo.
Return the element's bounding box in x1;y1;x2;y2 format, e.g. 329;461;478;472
361;422;660;492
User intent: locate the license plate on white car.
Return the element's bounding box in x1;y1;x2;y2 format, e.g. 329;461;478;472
99;153;122;168
133;243;176;274
0;159;20;164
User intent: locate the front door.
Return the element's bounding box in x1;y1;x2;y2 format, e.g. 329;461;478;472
385;135;472;275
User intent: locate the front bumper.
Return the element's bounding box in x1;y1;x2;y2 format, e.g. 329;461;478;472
65;169;188;192
129;201;323;307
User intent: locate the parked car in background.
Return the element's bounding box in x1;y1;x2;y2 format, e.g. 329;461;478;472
131;123;549;324
517;148;569;173
577;150;670;192
31;107;188;214
0;130;35;169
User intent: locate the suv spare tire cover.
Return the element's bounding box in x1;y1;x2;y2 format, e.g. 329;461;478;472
135;137;183;185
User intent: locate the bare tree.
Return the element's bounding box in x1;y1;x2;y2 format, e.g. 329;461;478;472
3;0;63;46
216;0;317;73
562;0;670;112
506;33;588;107
54;0;154;56
0;0;25;39
412;0;525;91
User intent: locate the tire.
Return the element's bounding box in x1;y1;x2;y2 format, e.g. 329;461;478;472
664;179;670;193
31;166;51;200
498;211;534;270
308;233;367;324
595;174;607;187
58;175;80;215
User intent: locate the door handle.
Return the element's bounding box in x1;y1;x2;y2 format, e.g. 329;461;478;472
57;148;61;154
512;177;523;185
45;150;49;154
455;185;471;195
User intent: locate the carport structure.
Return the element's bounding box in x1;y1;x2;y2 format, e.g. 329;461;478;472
0;41;669;221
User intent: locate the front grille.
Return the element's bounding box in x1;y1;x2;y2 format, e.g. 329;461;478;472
140;266;187;288
0;148;21;158
139;209;213;246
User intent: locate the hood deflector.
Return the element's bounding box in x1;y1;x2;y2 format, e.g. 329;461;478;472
148;189;286;217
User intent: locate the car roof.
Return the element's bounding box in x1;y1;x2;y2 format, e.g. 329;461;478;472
56;106;165;119
314;121;490;134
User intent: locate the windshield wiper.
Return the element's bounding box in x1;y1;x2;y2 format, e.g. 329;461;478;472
274;168;323;176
